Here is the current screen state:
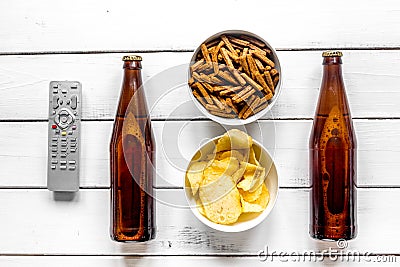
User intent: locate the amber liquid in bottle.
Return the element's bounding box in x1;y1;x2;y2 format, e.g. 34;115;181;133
309;52;357;240
110;56;156;242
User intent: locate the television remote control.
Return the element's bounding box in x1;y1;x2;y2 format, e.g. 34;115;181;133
47;81;81;192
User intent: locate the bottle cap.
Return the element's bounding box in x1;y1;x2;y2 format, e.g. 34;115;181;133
322;51;343;57
122;55;142;61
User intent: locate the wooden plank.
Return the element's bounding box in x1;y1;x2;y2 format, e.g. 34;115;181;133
1;256;398;266
0;120;399;188
0;188;399;255
0;0;400;52
0;51;400;120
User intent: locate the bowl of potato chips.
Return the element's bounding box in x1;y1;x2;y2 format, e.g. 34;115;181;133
184;129;278;232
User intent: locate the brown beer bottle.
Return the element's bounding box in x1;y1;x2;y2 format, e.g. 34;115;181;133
309;51;357;240
110;55;156;242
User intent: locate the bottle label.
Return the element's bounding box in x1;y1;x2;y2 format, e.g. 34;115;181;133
319;106;351;234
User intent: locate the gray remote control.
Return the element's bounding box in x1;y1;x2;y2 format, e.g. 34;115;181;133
47;81;81;192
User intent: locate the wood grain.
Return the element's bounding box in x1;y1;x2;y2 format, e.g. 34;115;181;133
1;256;398;266
0;51;400;120
0;0;399;52
0;120;399;188
0;188;399;255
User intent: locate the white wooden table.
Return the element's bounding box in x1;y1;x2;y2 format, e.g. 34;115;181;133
1;0;400;266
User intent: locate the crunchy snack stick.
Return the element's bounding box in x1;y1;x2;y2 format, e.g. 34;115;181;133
195;82;213;104
218;70;239;85
192;90;208;108
273;75;280;87
201;43;212;63
210;110;236;118
240;73;263;92
243;96;261;119
221;35;238;57
252;52;275;68
270;68;279;77
264;71;275;94
255;71;272;95
211;41;225;74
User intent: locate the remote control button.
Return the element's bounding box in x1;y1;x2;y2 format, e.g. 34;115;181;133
71;84;78;89
61;137;67;142
62;131;67;136
66;100;71;105
51;142;58;147
51;159;58;164
70;137;76;142
52;125;57;129
61;153;67;158
69;160;76;165
52;110;56;115
72;125;77;130
59;99;63;105
52;147;57;152
52;96;59;109
60;165;67;170
55;130;60;134
70;148;76;153
62;88;68;94
51;153;57;158
61;148;67;152
73;111;78;116
60;160;67;165
68;131;73;135
61;116;68;123
71;95;77;109
53;89;58;94
59;110;69;116
52;137;58;142
51;165;56;170
69;166;76;171
53;84;59;89
61;142;67;147
70;143;76;147
66;115;74;125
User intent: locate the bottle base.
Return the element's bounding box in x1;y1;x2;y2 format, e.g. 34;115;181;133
111;227;157;242
310;225;357;241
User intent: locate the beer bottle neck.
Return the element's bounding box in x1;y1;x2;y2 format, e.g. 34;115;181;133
122;61;143;93
322;57;343;82
116;61;145;117
316;56;350;116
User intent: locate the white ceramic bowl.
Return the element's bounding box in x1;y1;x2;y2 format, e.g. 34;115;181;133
184;135;279;232
188;30;282;125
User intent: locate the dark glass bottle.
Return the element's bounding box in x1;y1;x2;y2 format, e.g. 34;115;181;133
110;55;156;242
309;51;357;240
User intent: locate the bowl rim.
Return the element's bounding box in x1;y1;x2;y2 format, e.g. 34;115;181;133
184;134;279;232
188;29;282;125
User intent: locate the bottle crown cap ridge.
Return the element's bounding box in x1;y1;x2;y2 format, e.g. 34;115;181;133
122;55;142;61
322;51;343;57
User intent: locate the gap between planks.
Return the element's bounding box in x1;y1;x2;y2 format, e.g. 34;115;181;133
1;117;400;123
2;47;400;56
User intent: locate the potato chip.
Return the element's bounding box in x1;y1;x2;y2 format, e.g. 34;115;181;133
241;183;270;213
216;150;245;162
202;185;242;225
204;157;239;180
232;165;246;184
200;174;235;204
239;183;263;202
237;162;266;192
215;129;253;152
196;199;206;217
248;145;260;166
186;161;208;195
